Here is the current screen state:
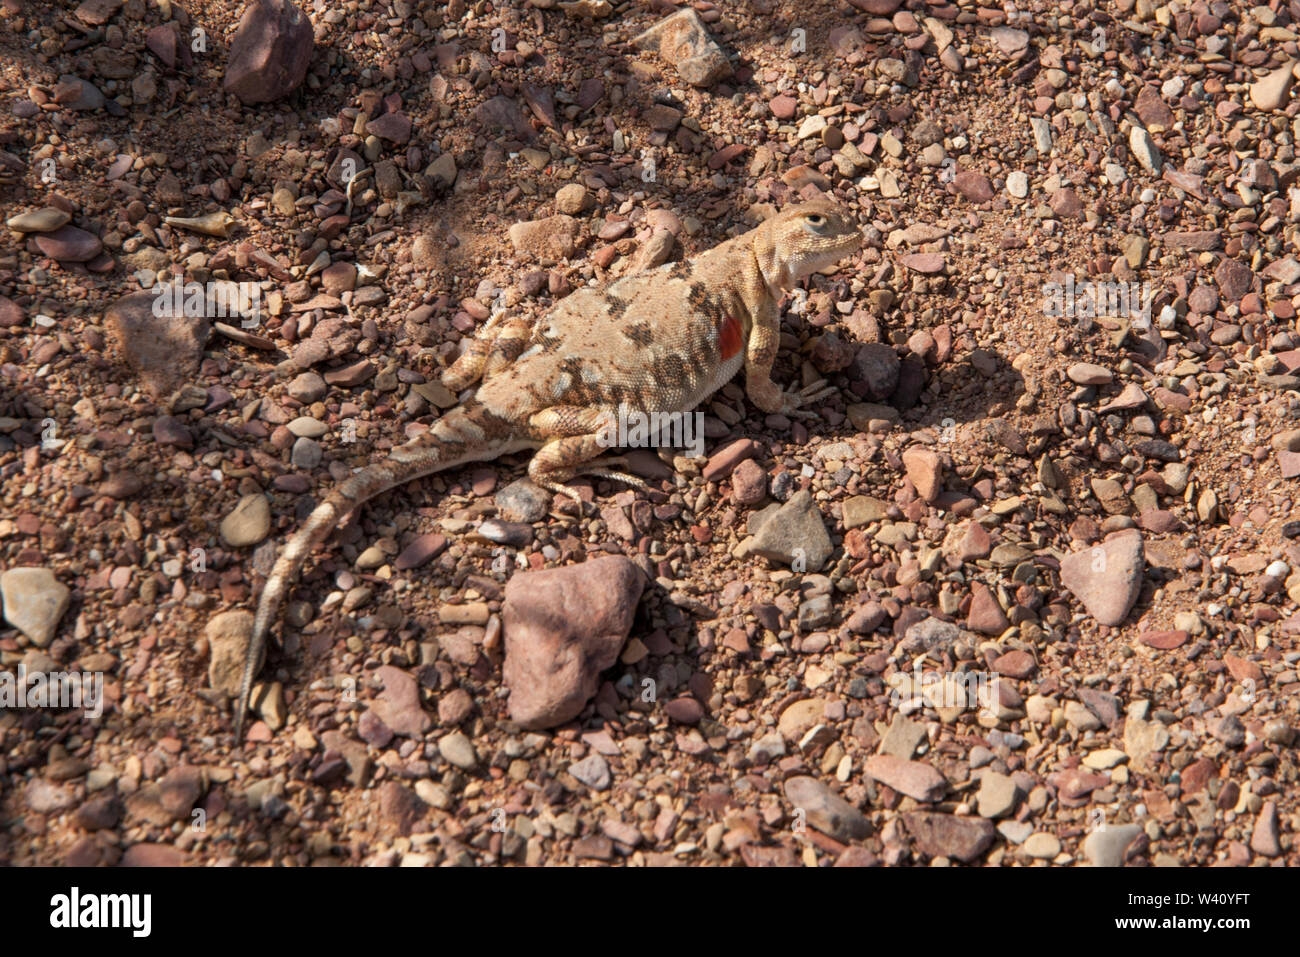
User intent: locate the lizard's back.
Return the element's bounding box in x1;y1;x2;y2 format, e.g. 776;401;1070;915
475;241;758;420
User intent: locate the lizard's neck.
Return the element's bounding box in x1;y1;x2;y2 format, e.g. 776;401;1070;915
750;226;794;303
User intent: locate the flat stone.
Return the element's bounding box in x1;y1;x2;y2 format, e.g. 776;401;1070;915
1022;832;1061;859
6;208;71;233
903;811;994;863
105;292;209;398
370;665;432;737
1250;61;1296;111
568;752;611;790
864;755;947;802
33;225;102;262
976;770;1019;819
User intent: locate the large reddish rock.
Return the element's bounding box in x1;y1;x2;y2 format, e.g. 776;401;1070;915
503;556;645;729
224;0;315;104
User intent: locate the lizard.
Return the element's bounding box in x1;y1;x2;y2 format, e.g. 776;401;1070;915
233;197;864;739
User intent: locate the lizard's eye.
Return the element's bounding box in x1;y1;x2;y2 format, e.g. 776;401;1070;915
806;214;825;226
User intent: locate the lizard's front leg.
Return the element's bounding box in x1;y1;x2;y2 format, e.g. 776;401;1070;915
744;298;830;416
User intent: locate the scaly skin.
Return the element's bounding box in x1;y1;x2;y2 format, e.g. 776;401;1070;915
234;198;863;739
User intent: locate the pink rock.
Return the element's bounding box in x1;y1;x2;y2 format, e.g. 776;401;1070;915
366;111;412;143
730;458;767;505
370;665;431;736
953;171;993;203
1049;187;1084;218
864;755;947;802
967;582;1009;635
224;0;315;105
1058;530;1144;626
121;843;189;866
903;812;994;863
665;696;704;724
901;252;946;274
503;556;645;729
769;95;797;119
1140;629;1188;650
703;438;760;482
902;446;943;502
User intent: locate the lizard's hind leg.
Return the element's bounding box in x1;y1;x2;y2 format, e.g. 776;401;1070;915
527;407;647;508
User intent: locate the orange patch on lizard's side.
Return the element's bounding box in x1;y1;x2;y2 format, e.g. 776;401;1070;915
719;314;743;360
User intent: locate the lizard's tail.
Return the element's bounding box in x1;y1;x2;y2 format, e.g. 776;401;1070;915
233;403;522;740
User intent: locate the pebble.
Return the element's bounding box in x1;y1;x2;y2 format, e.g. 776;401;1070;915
785;776;871;842
902;446;943;502
438;731;478;770
220;494;271;547
863;755;947;802
1058;531;1144;626
6;208;71;232
1250;61;1296;111
1022;833;1061;859
903;811;994;863
34;226;103;263
495;479;551;523
976;770;1019;818
748;489;833;571
291;436;323;469
1;568;71;647
1083;823;1142;867
568;752;611;790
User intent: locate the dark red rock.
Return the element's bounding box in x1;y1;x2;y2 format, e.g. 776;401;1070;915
224;0;315;104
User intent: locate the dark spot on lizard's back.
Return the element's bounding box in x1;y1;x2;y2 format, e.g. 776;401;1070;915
621;320;654;347
668;261;692;281
687;283;715;315
651;351;689;388
604;294;630;320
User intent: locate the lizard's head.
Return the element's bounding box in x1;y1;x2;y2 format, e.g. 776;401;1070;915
756;199;863;292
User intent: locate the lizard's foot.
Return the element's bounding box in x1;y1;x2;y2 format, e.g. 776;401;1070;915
536;478;592;515
577;455;649;490
783;380;838;419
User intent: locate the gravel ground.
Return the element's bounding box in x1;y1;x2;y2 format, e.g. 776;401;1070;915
1;0;1299;868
